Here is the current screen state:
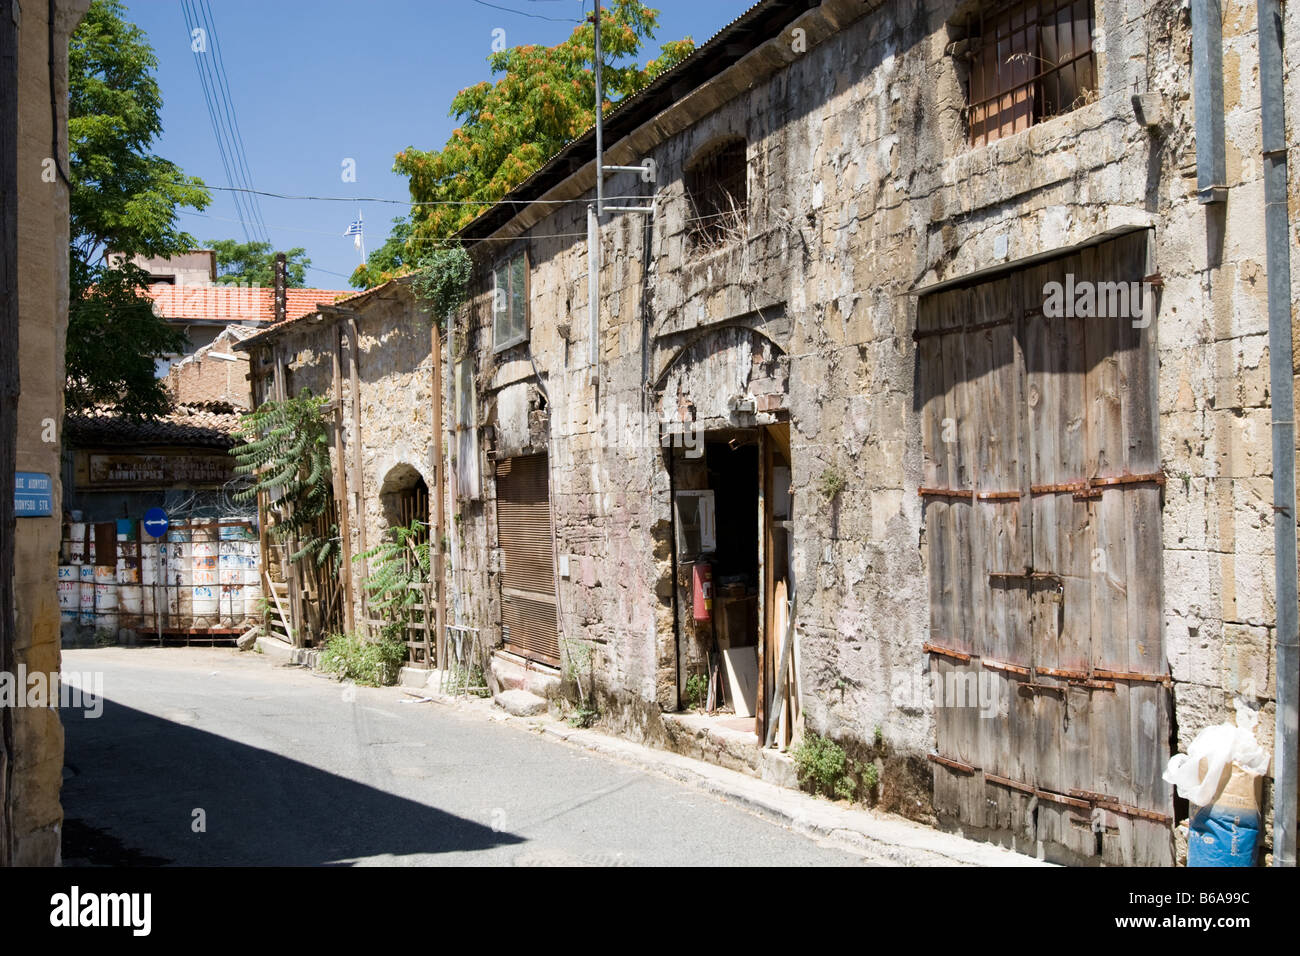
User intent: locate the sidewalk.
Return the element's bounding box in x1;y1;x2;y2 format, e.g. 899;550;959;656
253;638;1047;867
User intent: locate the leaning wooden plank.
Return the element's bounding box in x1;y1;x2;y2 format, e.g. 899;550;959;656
721;647;759;719
764;593;796;748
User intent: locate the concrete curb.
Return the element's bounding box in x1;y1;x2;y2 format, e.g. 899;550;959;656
253;636;319;669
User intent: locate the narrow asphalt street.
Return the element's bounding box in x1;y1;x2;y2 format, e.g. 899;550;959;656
60;647;871;866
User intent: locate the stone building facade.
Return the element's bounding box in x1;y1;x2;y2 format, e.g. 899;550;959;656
238;280;441;639
440;0;1300;865
1;0;91;866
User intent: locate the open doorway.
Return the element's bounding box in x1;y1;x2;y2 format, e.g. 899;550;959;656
671;428;787;735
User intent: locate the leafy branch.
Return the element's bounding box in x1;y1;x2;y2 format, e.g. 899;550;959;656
229;389;337;565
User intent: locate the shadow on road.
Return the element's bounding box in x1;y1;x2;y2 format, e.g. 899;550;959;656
61;694;525;866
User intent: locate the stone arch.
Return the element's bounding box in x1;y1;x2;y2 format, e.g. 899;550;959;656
654;323;789;433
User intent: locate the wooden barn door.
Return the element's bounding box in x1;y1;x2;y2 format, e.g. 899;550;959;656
918;231;1173;865
495;454;560;666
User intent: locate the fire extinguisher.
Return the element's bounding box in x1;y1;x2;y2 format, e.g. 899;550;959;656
692;562;713;621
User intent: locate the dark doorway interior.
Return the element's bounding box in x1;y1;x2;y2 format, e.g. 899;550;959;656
706;438;759;649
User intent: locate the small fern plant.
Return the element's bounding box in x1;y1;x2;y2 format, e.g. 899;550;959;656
230;389;338;565
357;519;430;640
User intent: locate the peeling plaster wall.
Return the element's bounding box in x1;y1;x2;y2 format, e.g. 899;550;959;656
453;0;1297;828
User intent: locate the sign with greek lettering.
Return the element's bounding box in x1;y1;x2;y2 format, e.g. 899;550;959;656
14;472;53;517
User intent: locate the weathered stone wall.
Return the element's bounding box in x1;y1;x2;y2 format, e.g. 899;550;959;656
455;0;1298;835
247;283;439;633
8;0;90;866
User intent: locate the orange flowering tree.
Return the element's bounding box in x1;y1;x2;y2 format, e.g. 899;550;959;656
354;1;692;288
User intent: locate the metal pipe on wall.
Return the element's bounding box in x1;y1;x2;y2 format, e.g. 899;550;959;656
1192;0;1228;203
1257;0;1298;868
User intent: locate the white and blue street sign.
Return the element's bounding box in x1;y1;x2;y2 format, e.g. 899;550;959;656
14;472;53;517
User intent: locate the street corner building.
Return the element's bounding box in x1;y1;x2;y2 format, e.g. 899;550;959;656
241;0;1300;866
2;0;92;866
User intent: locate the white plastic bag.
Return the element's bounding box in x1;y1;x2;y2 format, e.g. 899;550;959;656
1163;701;1270;806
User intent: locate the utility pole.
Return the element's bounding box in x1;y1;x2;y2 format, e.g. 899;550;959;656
587;4;654;386
273;252;287;324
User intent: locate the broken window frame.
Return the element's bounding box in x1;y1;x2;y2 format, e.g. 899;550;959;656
961;0;1097;148
492;247;529;352
684;138;748;250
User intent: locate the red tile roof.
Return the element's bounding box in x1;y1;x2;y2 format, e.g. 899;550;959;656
144;283;354;325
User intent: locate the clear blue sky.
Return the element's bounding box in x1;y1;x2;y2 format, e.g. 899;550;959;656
123;1;751;289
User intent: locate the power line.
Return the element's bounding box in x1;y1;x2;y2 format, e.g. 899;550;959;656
181;0;270;245
198;0;271;242
170;181;645;207
181;0;253;242
468;0;583;22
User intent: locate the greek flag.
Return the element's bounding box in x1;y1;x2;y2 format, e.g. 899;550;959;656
344;212;364;255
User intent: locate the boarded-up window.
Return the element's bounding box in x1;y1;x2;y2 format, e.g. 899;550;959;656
495;454;559;665
964;0;1096;147
685;138;747;249
917;231;1171;865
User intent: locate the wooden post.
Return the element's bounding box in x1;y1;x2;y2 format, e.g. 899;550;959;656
347;316;368;626
332;323;356;633
273;253;287;324
0;0;19;865
432;316;445;669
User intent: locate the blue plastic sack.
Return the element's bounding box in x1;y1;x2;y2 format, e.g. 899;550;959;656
1188;802;1260;867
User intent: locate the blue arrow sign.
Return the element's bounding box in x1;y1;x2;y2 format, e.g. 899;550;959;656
143;506;170;539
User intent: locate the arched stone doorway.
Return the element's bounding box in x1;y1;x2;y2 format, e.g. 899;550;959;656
378;463;429;534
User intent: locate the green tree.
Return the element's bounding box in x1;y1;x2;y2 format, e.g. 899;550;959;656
66;0;210;417
208;239;311;287
390;1;692;259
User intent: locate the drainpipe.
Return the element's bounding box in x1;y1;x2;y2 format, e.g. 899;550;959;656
1257;0;1298;868
1191;0;1227;203
588;203;600;385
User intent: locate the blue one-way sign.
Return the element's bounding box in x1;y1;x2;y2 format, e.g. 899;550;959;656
143;507;169;539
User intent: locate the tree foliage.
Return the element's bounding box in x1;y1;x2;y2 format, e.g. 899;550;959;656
409;247;473;325
230;390;337;566
390;1;692;256
67;0;210;416
209;239;311;287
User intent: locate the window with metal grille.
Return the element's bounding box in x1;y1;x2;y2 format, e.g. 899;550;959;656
685;138;747;249
492;248;528;351
962;0;1096;147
